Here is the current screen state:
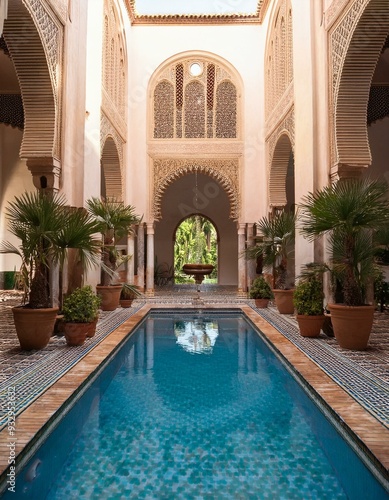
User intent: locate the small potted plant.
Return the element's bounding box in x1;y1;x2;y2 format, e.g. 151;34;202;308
293;269;325;337
62;285;101;346
119;283;142;308
249;276;274;308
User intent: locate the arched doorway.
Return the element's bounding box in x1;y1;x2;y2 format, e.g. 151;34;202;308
174;215;218;283
154;172;237;286
269;133;295;211
101;136;122;200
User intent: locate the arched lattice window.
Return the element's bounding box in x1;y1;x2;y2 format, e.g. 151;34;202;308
153;59;238;139
265;0;293;118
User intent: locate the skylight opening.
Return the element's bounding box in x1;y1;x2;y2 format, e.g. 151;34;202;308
134;0;260;16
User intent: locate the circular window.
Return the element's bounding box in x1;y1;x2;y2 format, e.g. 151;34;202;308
189;62;203;77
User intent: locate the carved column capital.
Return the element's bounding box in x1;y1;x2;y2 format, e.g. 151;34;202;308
26;157;61;192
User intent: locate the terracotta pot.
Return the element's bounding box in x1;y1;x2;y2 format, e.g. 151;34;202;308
12;307;59;350
86;318;98;338
96;284;122;311
64;322;91;346
322;313;334;337
254;298;269;308
328;304;375;350
272;289;295;314
296;315;325;337
120;299;133;308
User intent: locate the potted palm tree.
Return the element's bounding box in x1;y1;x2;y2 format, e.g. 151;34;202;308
86;197;142;311
249;276;274;308
293;264;326;337
299;178;389;349
247;210;296;314
62;285;101;345
119;283;142;308
0;191;101;350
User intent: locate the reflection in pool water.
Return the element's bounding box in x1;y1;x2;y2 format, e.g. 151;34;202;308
174;319;218;354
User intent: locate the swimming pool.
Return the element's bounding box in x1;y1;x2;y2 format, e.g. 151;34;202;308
2;311;388;498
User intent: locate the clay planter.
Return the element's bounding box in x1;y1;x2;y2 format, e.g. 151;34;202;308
254;298;270;309
96;284;122;311
64;322;91;346
328;304;375;350
86;318;98;338
12;307;59;350
120;299;133;308
296;315;325;337
272;289;295;314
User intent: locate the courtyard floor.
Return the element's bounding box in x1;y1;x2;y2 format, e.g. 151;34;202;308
0;285;388;487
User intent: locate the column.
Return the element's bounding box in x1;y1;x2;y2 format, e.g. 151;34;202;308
237;223;247;294
137;223;145;290
126;233;134;284
246;223;256;288
146;223;154;296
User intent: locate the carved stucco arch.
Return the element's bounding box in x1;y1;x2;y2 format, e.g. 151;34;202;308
152;159;240;221
329;0;389;176
267;107;295;208
101;136;122;200
3;0;61;172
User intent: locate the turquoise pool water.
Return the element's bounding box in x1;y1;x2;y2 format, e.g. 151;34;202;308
4;311;388;499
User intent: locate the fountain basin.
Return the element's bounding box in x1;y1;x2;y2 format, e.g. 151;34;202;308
182;264;214;285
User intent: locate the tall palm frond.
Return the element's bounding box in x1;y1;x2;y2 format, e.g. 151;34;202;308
246;210;296;288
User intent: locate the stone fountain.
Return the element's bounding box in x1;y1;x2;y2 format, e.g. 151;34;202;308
182;263;214;305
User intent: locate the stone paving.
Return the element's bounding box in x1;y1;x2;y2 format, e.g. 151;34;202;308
0;286;388;431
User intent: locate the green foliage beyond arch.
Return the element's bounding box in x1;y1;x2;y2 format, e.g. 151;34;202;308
174;215;217;283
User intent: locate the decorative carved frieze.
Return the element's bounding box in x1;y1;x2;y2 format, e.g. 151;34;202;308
148;141;244;156
152;158;240;221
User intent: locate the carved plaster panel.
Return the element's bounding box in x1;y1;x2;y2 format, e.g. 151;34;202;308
102;89;127;140
25;0;64;158
148;141;244;156
265;81;294;138
328;0;371;166
101;111;124;173
152;158;240;221
325;0;353;29
265;0;293;120
267;106;295;161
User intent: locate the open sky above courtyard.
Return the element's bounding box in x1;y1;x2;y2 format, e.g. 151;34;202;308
134;0;260;16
